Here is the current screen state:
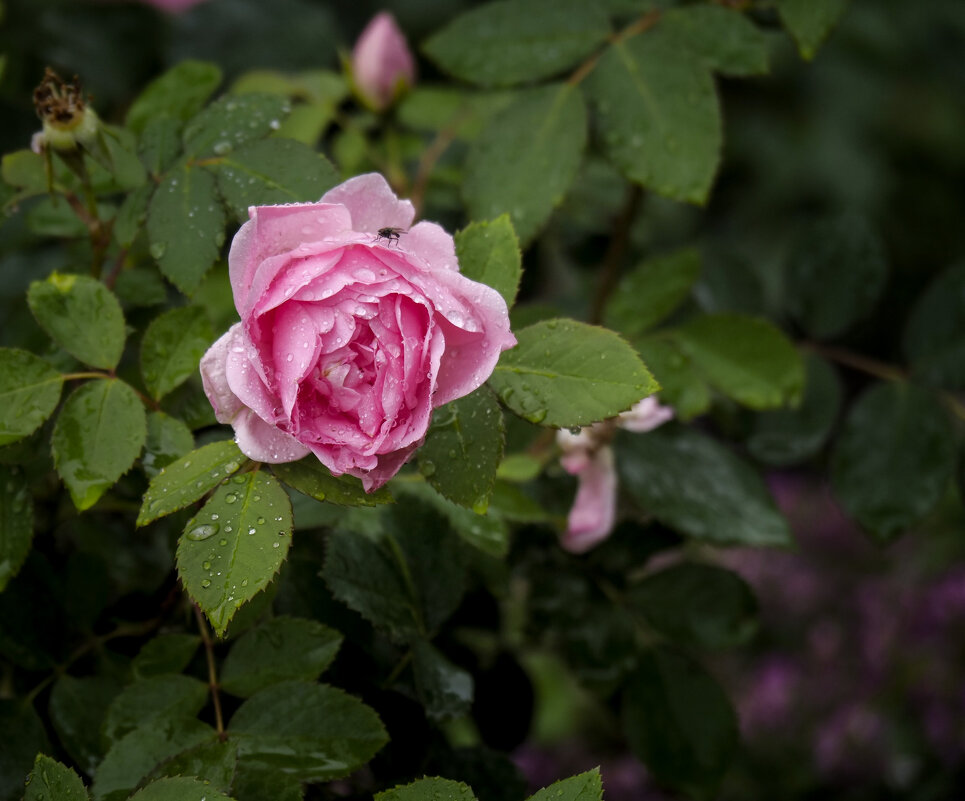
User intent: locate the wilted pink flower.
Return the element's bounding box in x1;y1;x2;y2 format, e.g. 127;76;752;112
556;397;674;553
351;12;416;111
200;173;516;491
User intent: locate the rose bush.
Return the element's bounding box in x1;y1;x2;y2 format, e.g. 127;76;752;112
200;173;516;490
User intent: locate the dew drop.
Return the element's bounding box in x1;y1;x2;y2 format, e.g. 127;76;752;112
186;523;219;541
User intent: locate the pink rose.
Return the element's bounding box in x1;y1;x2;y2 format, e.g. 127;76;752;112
351;12;416;111
200;173;516;491
557;397;674;553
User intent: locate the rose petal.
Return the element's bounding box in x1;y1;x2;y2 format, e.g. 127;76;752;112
352;12;416;111
397;220;458;271
199;324;245;424
618;396;675;433
561;445;618;554
320;173;415;234
233;409;310;463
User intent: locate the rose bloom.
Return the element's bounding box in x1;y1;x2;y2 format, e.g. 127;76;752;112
200;174;516;490
351;12;416;111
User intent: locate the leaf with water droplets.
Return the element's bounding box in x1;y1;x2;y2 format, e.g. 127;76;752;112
148;739;237;793
212;137;339;222
454;215;521;308
376;776;477;801
0;348;62;447
140;306;213;401
182;92;290;159
147;162;226;295
138;439;244;526
129;775;235;801
271;457;392;507
0;464;34;592
24;754;88;801
177;471;293;636
488;318;658;428
51;379;147;511
526;769;602;801
27;273;126;369
126;60;223;135
142;412;195;479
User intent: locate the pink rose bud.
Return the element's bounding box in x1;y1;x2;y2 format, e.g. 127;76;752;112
560;445;618;554
200;173;517;492
351;12;415;111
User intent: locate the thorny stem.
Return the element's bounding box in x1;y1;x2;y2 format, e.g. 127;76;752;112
589;185;644;325
194;604;226;739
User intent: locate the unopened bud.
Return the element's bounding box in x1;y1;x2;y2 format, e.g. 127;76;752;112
351;12;416;112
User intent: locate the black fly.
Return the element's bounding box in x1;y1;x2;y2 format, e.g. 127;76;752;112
374;227;406;246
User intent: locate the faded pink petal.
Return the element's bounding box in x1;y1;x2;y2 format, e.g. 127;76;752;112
233;409;310;464
562;446;618;554
199;324;245;424
352;12;416;111
618;395;675;432
320;173;414;234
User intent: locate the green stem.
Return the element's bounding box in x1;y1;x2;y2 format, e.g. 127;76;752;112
194;604;227;739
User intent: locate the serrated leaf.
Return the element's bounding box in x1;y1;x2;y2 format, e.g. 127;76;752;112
114;183;154;248
831;382;956;543
141;306;213;401
377;777;477;801
178;471;293;636
138;440;245;526
657;6;770;77
221;616;342;697
785;213;887;340
422;0;610;88
91;718;215;801
671;314;804;410
488;318;657;427
617;425;792;546
527;769;602;801
139;118;183;178
132;633;201;679
633;338;710;421
747;354;842;466
103;675;209;744
586;34;721;204
777;0;849;60
622;648;738;799
903;263;965;389
0;464;34;592
628;564;758;650
52;379;147;511
27;273;126;369
142;412;195;479
24;754;88;801
212;138;339;222
147;163;226;295
605;248;701;338
150;740;237;793
464;84;586;244
183;93;290;159
271;457;392;507
49;675;122;777
0;348;63;446
418;388;504;512
228;681;387;782
126;60;223;135
129;776;234;801
412;640;474;723
454;216;521;308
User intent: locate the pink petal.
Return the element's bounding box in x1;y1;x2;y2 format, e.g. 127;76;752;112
618;396;675;433
562;446;618;554
320;173;414;234
233;409;310;463
397;221;458;271
352;12;416;110
199;324;245;424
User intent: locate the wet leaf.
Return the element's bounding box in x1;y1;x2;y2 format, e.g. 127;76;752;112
126;60;223;135
182;93;290;159
140;306;213;401
142;412;195;479
376;777;477;801
526;769;602;801
271;457;391;507
129;776;234;801
0;349;63;447
454;215;522;308
24;754;88;801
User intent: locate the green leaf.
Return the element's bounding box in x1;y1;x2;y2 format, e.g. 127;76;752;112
27;273;126;370
464;84;586;244
142;412;195;479
221;616;342;697
147;162;226;295
777;0;849;60
103;676;208;744
91;718;214;801
139;118;183;178
747;354;842;466
271;457;392;507
49;675;121;776
126;60;223;135
129;776;234;801
585;34;722;204
656;6;770;76
2;149;48;193
422;0;610;88
140;306;213;401
229;763;303;801
488;318;658;427
418;388;504;512
212;138;339;222
785;214;887;340
604;248;701;338
132;633;201;679
671;314;804;410
628;564;757;650
617;425;792;546
24;754;88;801
0;349;63;446
831;382;956;543
183;93;290;159
138;440;245;526
377;777;477;801
150;740;237;793
228;681;387;782
454;216;522;308
622;648;738;799
178;471;292;636
527;769;602;801
0;700;49;801
412;639;474;723
0;464;34;592
903;263;965;389
51;379;147;511
114;183;154;248
633;338;710;421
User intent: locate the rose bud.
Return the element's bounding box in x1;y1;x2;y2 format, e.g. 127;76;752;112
200;173;517;491
351;12;416;111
